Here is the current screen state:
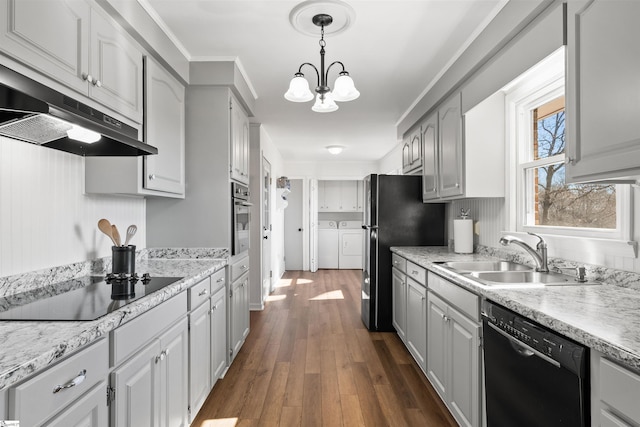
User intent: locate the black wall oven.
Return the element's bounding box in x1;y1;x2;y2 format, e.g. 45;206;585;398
232;182;251;256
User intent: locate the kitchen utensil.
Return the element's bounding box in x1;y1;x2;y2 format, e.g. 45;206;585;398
98;218;118;246
124;225;137;246
112;224;122;246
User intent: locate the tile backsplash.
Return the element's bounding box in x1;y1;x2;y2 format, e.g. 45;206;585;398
0;136;146;277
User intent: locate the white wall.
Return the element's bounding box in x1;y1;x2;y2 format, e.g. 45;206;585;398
0;136;146;277
378;142;403;175
283;160;377;180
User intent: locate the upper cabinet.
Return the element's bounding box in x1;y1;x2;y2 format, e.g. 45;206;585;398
566;0;640;183
0;0;143;123
318;180;362;212
85;57;186;198
230;96;250;184
422;92;504;202
402;126;423;175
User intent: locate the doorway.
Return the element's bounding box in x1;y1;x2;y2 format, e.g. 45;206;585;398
262;158;272;296
284;179;303;270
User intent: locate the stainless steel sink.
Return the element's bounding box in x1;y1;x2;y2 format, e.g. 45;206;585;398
468;270;600;287
440;260;532;273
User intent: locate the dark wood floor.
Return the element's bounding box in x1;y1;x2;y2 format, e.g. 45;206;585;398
191;269;457;427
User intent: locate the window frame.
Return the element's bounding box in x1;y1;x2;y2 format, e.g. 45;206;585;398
504;51;632;243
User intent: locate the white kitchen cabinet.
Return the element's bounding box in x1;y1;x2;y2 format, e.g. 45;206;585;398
229;255;250;362
318;180;362;212
111;318;188;427
8;338;109;427
406;277;427;372
188;299;212;421
426;273;481;427
230;96;250;184
0;0;143;123
402;125;423;175
357;180;364;211
566;0;640;183
85;57;185;198
391;266;407;342
210;284;228;383
422;91;504;202
591;350;640;427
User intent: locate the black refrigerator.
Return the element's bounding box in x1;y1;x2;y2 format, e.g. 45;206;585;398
361;174;446;331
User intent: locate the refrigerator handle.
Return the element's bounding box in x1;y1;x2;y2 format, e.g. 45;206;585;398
362;225;379;230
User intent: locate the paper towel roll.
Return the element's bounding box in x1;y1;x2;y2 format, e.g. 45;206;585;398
454;219;473;254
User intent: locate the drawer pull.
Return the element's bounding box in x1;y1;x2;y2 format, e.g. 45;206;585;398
216;278;224;283
53;369;86;394
198;289;208;297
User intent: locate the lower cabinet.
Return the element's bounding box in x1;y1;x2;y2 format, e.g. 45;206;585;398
427;273;481;427
229;255;250;362
406;277;427;372
8;338;109;427
110;317;189;427
392;266;407;342
189;300;212;421
210;285;228;383
592;350;640;427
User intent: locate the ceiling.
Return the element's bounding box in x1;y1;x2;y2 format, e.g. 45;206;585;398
140;0;507;163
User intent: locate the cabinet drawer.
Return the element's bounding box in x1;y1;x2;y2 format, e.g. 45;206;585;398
9;338;108;427
111;291;187;366
188;276;211;310
406;261;426;285
210;268;226;293
428;272;479;321
392;254;406;273
600;357;640;422
231;257;250;283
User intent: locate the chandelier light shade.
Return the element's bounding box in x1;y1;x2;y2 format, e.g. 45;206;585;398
284;13;359;112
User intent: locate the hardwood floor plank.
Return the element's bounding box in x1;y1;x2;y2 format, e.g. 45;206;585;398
191;269;459;427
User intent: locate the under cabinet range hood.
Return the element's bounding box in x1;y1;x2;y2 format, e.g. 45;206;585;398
0;64;157;156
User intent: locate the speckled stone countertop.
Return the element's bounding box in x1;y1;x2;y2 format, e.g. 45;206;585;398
0;249;227;391
391;246;640;371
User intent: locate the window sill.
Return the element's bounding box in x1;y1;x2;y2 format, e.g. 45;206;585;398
500;231;638;260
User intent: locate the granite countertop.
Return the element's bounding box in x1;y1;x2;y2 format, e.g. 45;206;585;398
0;256;226;391
391;246;640;371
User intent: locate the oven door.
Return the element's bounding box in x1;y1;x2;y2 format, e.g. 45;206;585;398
233;199;251;255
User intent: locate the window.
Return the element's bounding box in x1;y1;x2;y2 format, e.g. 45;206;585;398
506;47;630;241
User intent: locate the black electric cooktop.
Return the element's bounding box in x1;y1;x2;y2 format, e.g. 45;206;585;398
0;274;183;321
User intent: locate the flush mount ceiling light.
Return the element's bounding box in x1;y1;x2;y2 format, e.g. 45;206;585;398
326;145;344;154
285;1;359;113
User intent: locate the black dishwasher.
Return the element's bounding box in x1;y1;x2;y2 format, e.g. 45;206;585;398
481;300;589;427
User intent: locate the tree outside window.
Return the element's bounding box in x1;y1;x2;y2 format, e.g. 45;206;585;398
524;97;616;229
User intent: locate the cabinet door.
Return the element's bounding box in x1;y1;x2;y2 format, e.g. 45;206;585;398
44;382;108;427
241;275;250;341
392;268;407;342
210;286;228;383
230;97;249;184
144;57;186;195
448;307;480;427
340;181;358;211
422;112;439;201
189;303;212;421
356;180;364;211
427;292;448;400
159;318;189;427
0;0;90;94
89;7;143;123
111;341;160;427
566;0;640;182
406;278;427;371
324;181;342;211
229;275;246;360
401;140;412;173
410;129;422;171
438;93;463;198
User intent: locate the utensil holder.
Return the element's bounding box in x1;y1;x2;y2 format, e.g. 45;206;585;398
112;245;136;274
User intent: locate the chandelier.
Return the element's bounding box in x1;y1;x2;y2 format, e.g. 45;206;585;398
284;13;360;113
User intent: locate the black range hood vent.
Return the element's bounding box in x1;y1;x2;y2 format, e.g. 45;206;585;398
0;63;157;156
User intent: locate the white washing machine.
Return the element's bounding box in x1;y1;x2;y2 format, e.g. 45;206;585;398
338;221;364;269
318;220;339;269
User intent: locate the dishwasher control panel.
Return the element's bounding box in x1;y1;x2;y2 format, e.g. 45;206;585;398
482;300;586;376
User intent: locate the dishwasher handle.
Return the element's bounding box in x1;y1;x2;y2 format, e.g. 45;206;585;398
486;321;561;368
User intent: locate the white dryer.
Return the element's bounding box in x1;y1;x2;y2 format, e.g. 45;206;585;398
338;221;364;269
318;220;339;269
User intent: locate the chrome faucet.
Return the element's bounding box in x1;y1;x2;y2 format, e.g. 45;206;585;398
499;232;549;273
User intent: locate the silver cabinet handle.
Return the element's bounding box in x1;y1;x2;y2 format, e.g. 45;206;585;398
198;289;208;297
241;265;248;270
148;174;156;180
216;278;224;283
93;79;102;87
82;73;93;84
53;369;86;393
